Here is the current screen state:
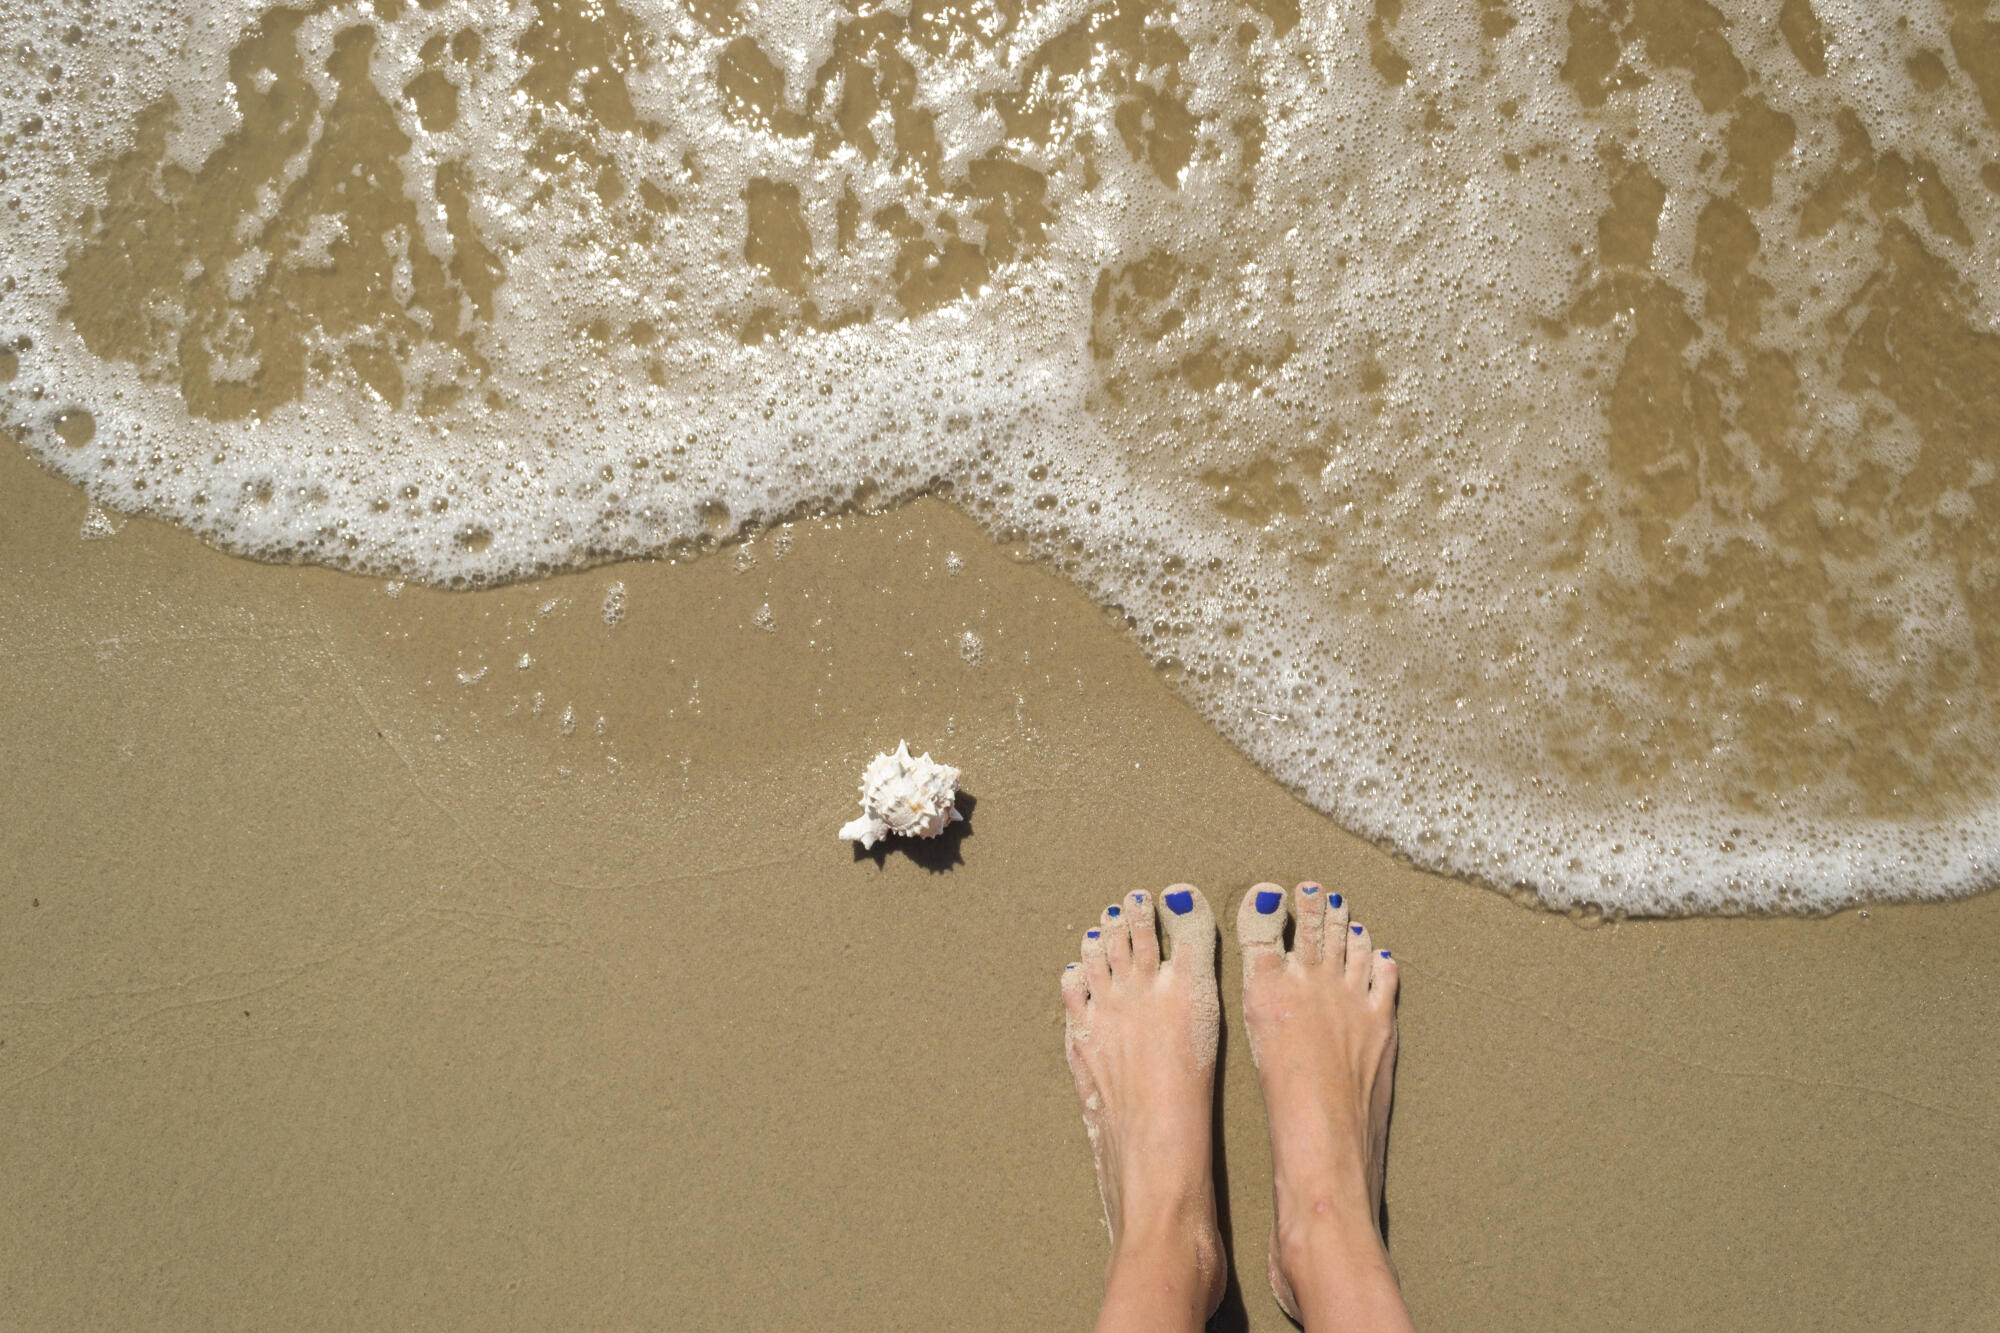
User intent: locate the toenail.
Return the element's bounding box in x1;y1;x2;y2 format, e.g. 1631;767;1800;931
1086;930;1100;939
1106;905;1121;918
1302;883;1318;895
1329;893;1342;907
1351;924;1364;934
1066;963;1077;969
1255;890;1283;914
1380;950;1391;958
1165;891;1194;915
1131;891;1145;902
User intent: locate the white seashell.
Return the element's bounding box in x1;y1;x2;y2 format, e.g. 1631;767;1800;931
839;740;965;849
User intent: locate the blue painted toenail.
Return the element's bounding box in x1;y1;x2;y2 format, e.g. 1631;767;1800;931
1131;891;1145;902
1086;930;1100;939
1352;924;1364;934
1380;951;1391;959
1106;905;1121;918
1329;894;1342;908
1165;891;1194;915
1255;890;1283;914
1302;883;1318;895
1066;963;1077;969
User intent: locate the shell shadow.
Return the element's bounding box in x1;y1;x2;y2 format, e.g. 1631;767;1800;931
851;791;976;872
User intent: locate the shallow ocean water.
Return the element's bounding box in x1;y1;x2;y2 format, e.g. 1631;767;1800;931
3;0;1998;911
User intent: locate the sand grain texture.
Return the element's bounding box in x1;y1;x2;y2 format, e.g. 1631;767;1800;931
2;445;1997;1331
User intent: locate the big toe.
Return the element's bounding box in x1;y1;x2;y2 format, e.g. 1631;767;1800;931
1158;884;1220;1067
1158;883;1218;975
1235;881;1289;978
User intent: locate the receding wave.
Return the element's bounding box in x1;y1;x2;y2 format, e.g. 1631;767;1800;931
4;0;1999;911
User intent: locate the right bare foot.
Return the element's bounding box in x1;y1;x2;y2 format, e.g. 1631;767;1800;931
1237;881;1414;1331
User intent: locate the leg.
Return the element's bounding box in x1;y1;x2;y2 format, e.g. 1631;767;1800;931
1062;885;1228;1333
1237;882;1414;1332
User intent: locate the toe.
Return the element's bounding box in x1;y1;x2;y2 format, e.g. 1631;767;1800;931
1324;890;1351;968
1125;889;1161;975
1369;948;1398;1003
1236;881;1289;978
1158;883;1218;974
1099;902;1133;977
1061;961;1090;1027
1294;881;1328;964
1060;963;1098;1103
1082;926;1111;990
1343;919;1373;982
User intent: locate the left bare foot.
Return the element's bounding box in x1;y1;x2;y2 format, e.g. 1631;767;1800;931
1062;884;1227;1332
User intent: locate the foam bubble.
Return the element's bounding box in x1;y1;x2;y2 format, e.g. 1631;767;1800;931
4;0;1998;911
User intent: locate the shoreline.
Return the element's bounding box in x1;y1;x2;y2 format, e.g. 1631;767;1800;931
4;443;1998;1330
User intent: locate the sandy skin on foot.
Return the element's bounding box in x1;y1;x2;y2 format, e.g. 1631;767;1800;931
1063;882;1414;1332
1061;885;1228;1330
1237;881;1412;1330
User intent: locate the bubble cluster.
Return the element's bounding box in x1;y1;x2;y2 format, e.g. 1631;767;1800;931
3;0;1998;911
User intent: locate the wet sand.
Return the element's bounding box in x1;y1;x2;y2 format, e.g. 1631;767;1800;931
3;441;1997;1330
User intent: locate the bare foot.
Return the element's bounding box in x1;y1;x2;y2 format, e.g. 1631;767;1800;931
1237;882;1414;1331
1062;885;1228;1333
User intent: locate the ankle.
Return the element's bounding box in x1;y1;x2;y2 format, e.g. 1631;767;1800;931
1273;1211;1412;1333
1105;1208;1226;1326
1118;1190;1222;1266
1274;1190;1384;1279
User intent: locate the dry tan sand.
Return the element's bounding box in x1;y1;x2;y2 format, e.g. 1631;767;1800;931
3;441;1998;1330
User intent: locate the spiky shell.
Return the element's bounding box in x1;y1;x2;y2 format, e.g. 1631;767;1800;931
838;740;964;848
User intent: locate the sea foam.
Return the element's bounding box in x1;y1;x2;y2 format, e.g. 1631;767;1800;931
3;0;1998;911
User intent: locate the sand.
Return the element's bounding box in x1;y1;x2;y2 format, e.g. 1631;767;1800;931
3;439;1998;1330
